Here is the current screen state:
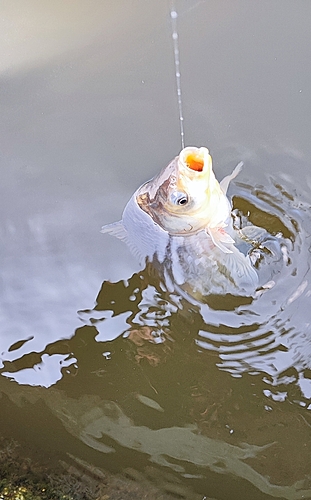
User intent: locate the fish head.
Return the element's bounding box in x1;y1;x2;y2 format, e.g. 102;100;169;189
136;146;231;235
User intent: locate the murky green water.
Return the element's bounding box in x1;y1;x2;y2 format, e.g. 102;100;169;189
1;1;311;499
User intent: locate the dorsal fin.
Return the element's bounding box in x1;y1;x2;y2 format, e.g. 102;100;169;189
220;161;243;194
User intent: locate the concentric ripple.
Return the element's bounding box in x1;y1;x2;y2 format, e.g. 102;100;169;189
2;172;311;499
195;176;311;405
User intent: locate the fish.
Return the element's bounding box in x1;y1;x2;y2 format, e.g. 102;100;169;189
101;146;258;296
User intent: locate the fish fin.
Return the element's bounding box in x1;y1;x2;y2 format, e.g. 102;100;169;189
101;221;128;240
101;220;147;264
126;245;146;264
206;227;235;254
225;247;259;290
220;161;243;194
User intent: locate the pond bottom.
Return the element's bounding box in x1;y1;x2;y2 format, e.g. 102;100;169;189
0;435;188;500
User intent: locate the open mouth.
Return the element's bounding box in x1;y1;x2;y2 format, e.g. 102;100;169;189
185;151;204;172
179;147;209;173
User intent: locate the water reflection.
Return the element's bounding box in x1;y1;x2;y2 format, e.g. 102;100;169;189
1;176;311;498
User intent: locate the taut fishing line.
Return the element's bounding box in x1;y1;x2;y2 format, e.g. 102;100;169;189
170;1;185;149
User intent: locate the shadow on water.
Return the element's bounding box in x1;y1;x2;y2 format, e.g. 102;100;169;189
1;170;311;500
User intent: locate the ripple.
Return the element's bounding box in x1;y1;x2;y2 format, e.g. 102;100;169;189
1;172;311;498
193;175;311;401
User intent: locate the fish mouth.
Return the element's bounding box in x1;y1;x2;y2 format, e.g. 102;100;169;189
178;146;212;174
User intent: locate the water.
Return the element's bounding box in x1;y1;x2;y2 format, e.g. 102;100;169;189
1;1;311;499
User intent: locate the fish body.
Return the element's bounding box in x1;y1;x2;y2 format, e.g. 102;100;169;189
102;147;258;296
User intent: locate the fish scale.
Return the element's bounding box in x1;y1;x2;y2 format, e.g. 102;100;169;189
101;146;258;297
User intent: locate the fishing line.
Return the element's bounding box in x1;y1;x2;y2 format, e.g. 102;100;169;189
170;0;185;149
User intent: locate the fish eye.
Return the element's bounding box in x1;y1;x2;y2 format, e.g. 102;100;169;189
170;191;189;206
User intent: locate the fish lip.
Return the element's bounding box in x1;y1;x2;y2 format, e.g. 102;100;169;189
178;146;212;175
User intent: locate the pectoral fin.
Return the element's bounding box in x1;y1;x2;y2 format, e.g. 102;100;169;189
101;221;127;240
101;220;146;263
206;227;235;254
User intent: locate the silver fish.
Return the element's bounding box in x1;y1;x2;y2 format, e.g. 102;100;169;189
102;146;258;296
